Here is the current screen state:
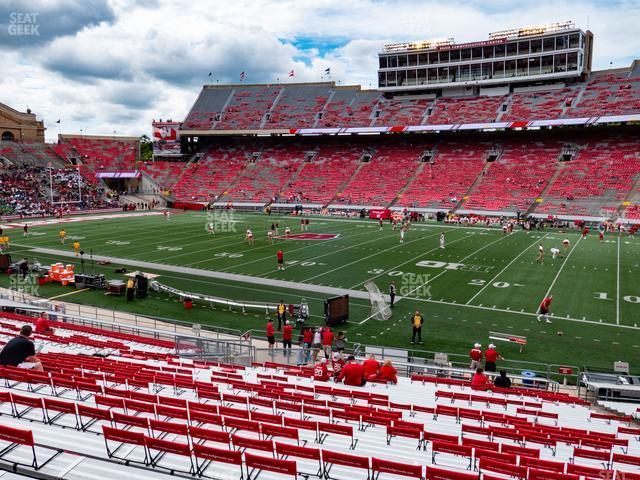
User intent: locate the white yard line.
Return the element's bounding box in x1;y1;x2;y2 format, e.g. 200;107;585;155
356;231;518;325
349;230;470;288
616;236;621;325
301;229;452;283
211;225;397;272
466;233;549;305
540;235;582;304
21;245;638;331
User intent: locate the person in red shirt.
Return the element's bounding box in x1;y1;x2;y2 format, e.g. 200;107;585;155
537;295;553;324
282;321;293;355
276;250;284;271
469;343;483;370
302;327;313;363
34;316;54;335
266;319;275;352
484;343;502;372
378;359;398;384
471;368;490;389
363;354;380;380
322;328;334;359
331;352;345;379
336;356;366;387
313;358;330;382
582;227;589;239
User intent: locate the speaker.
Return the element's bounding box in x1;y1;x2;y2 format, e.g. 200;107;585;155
135;274;148;298
0;254;10;272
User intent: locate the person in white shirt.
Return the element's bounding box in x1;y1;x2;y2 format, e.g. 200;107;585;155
550;247;564;259
245;229;254;246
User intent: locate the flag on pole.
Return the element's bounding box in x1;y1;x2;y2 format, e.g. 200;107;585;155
324;68;330;74
240;71;245;80
288;69;294;77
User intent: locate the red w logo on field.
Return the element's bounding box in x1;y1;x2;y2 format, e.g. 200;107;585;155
276;233;339;240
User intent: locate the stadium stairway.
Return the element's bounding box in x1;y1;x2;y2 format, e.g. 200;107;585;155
453;160;495;212
387;158;427;208
617;174;640;219
325;155;370;207
524;161;568;217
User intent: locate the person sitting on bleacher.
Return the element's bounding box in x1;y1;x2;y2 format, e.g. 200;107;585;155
378;359;398;384
471;367;490;389
331;352;345;379
34;315;54;335
493;370;512;389
313;358;330;382
363;354;380;380
0;325;43;371
336;355;366;387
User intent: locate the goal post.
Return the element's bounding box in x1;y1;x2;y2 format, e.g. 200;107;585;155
363;280;392;321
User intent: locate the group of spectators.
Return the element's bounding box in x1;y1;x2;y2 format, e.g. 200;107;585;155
469;342;512;389
0;318;55;372
314;353;398;386
0;165;116;216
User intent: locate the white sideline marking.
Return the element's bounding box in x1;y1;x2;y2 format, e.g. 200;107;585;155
616;236;621;325
355;231;517;326
539;235;583;309
303;228;452;283
349;229;469;288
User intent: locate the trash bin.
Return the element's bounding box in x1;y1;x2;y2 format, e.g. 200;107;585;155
521;370;536;387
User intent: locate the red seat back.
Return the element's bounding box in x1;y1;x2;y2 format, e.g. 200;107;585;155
102;425;145;446
78;404;112;421
231;434;272;452
426;465;479;480
261;424;298;441
322;449;369;469
275;442;320;460
372;457;422;478
193;443;242;465
144;436;190;457
0;424;34;446
245;452;296;477
190;426;230;444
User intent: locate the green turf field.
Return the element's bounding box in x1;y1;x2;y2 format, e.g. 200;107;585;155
3;210;640;373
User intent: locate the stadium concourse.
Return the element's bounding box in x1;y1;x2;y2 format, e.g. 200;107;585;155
0;309;637;479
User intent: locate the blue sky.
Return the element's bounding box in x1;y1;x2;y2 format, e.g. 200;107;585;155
0;0;638;140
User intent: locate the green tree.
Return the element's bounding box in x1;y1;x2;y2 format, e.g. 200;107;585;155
140;134;153;161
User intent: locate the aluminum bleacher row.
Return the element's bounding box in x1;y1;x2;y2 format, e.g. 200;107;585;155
0;312;638;479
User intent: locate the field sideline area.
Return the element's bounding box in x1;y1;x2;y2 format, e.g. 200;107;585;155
3;210;639;372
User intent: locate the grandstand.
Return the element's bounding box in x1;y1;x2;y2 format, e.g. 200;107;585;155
171;24;640;221
165;128;640;219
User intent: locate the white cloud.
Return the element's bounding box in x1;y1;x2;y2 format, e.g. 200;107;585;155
0;0;637;141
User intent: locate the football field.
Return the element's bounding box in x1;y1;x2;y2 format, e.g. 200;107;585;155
4;210;640;373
